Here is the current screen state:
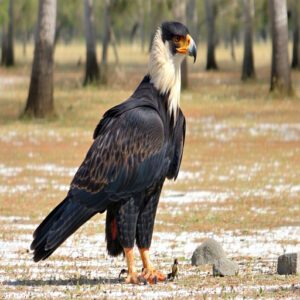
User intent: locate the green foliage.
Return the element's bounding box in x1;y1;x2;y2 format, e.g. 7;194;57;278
0;0;293;48
14;0;38;34
255;0;268;35
56;0;82;42
0;0;9;26
216;0;241;43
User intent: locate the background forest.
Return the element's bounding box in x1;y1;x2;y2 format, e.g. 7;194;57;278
1;0;300;114
0;0;300;299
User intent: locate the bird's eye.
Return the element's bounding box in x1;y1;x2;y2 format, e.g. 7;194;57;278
173;36;181;43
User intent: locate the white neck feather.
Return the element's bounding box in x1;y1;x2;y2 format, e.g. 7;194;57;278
148;28;184;120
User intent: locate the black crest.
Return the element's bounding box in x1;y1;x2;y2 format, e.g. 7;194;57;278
161;21;189;42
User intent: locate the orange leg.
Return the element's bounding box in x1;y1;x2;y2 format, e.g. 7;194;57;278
139;248;166;284
124;248;140;284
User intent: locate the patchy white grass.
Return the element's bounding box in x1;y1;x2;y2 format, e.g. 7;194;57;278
0;216;30;222
0;182;71;195
161;190;232;204
189;118;300;142
250;206;276;215
0;184;32;194
151;226;300;259
0;214;299;299
0;129;90;144
26;164;78;177
248;123;300;141
1;161;299;203
0;117;299;298
0;165;23;177
162;181;300;205
176;170;204;181
0;76;26;88
0;131;18;143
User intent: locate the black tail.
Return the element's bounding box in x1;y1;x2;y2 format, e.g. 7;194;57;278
31;196;96;262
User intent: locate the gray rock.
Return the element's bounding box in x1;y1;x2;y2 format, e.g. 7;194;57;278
277;252;300;275
213;258;239;277
191;238;226;266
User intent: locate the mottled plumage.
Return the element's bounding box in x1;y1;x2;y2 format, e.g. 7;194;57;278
31;75;185;261
30;22;196;282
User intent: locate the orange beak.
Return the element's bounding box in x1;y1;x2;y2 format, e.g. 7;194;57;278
176;34;197;63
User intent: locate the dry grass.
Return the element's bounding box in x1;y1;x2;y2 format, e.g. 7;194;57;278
0;42;300;299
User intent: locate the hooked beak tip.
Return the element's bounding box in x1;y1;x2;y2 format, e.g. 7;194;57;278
188;36;197;63
189;45;197;63
192;51;197;63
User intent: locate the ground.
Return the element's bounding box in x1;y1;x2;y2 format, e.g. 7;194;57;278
0;42;299;299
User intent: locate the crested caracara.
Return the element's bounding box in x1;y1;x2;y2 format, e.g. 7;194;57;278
31;21;197;284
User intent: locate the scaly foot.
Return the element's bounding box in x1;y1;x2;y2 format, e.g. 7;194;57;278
124;272;141;284
123;248;146;284
141;268;166;284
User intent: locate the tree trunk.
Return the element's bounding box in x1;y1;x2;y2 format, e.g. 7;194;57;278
269;0;292;94
1;0;14;66
138;0;146;52
1;25;7;65
100;0;111;84
6;0;14;66
23;0;57;118
204;0;218;70
22;34;27;57
149;0;166;52
241;0;255;80
291;0;300;69
83;0;100;86
110;26;119;65
186;0;199;45
230;28;236;61
172;0;188;89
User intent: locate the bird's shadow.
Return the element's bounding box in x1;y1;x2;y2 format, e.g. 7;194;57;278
4;276;123;287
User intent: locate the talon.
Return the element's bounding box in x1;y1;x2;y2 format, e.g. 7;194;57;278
140;268;166;284
142;269;150;280
119;268;128;279
138;275;148;285
125;272;141;284
138;248;166;284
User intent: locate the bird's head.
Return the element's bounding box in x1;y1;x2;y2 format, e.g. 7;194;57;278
149;21;197;119
161;21;197;63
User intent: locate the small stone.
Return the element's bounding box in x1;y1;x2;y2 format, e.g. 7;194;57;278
191;238;226;266
213;258;239;277
277;252;300;275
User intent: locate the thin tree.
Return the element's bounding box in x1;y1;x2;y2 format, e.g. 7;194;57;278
204;0;218;70
138;0;147;52
148;0;168;52
6;0;14;65
100;0;111;84
241;0;255;80
1;25;7;65
83;0;99;86
291;0;300;69
186;0;199;45
1;0;14;66
229;26;237;61
172;0;188;89
269;0;292;94
23;0;57;118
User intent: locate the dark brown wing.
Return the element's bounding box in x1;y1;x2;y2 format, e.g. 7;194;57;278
167;109;186;180
31;106;167;261
71;106;167;204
